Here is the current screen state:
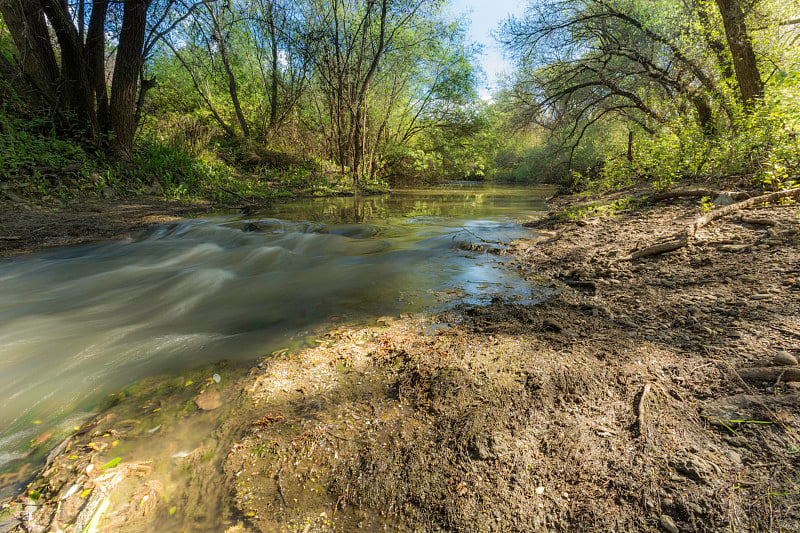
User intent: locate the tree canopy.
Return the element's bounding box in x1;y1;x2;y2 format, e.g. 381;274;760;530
0;0;798;197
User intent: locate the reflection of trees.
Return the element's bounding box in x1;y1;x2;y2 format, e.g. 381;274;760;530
324;197;391;224
270;186;544;223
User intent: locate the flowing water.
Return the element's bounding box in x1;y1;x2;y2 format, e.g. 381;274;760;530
0;183;551;494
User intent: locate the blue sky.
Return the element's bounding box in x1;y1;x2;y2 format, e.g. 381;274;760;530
449;0;527;98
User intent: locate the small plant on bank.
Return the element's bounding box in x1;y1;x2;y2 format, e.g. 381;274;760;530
700;196;714;214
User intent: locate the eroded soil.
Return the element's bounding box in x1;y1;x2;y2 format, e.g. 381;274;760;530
2;190;799;532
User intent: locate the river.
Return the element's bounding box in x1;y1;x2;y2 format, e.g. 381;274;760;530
0;183;550;495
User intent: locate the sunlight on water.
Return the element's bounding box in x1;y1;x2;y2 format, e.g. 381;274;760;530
0;184;551;477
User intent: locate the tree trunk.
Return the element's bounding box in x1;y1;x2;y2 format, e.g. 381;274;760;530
267;2;279;129
86;0;110;132
41;0;98;136
208;5;250;138
350;0;387;189
110;0;151;159
0;0;59;105
714;0;763;106
166;40;236;137
691;93;714;134
351;106;364;189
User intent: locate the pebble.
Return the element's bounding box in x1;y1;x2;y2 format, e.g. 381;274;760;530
688;503;703;515
719;244;749;253
213;373;222;383
774;351;798;366
535;486;545;495
194;390;223;410
542;318;564;333
726;450;742;466
660;514;679;533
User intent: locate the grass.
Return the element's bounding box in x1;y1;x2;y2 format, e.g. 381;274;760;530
0;108;383;207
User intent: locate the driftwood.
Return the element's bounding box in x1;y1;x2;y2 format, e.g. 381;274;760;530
628;187;800;260
736;367;800;383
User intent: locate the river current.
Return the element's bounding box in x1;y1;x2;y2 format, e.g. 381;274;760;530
0;184;550;485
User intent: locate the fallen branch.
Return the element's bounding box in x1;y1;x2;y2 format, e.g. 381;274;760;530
688;187;800;237
649;189;714;202
276;468;287;506
629;237;688;260
636;382;653;438
218;186;259;207
649;189;754;203
627;187;800;260
736;367;800;383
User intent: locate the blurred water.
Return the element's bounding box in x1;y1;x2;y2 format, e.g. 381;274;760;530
0;183;550;476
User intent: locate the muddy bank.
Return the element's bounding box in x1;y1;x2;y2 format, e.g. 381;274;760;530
2;189;799;532
0;198;210;257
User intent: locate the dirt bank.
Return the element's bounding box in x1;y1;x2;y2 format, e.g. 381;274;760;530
2;189;799;532
0;198;211;257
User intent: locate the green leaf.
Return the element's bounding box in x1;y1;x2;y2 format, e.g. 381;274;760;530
101;457;122;469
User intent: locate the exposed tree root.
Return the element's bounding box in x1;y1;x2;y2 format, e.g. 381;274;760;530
627;187;800;260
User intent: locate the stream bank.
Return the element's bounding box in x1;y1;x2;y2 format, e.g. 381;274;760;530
2;187;799;532
0;198;211;257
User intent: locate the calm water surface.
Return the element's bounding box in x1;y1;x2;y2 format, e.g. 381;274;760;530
0;183;550;484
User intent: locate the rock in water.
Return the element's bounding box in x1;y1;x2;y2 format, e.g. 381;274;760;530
195;390;223;411
774;351;798;366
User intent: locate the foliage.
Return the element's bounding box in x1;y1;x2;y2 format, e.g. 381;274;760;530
3;0;798;200
0;105;322;206
597;80;800;192
495;0;800;192
559;197;640;220
147;0;481;189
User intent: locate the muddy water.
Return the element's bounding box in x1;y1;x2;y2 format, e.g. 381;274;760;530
0;183;550;496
